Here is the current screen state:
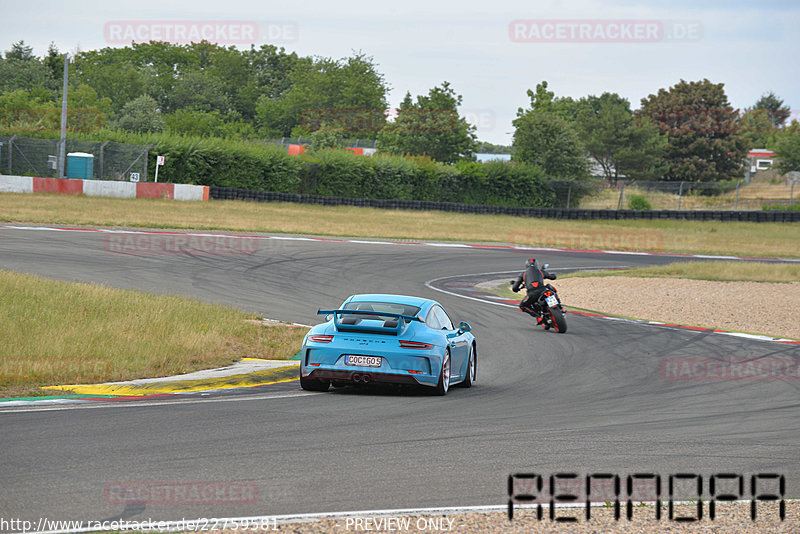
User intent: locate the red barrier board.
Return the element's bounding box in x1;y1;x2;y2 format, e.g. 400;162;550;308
32;177;84;195
136;182;175;199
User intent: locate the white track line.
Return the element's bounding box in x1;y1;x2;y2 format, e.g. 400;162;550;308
0;391;318;414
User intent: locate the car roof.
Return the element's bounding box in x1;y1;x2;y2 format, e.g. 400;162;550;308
345;294;438;309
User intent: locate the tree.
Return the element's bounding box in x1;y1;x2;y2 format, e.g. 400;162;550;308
575;92;666;182
164;108;255;139
774;132;800;175
113;94;164;133
205;45;256;118
256;52;387;137
0;89;57;130
511;82;588;179
73;49;149;112
377;82;478;163
476;141;513;154
68;85;112;132
512;111;588;179
165;70;231;113
754;91;791;129
308;123;346;151
0;41;53;95
6;40;34;61
246;45;305;100
738;108;778;150
44;43;65;93
519;81;582;122
637;79;748;182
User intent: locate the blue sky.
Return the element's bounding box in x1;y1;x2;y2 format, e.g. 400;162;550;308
1;0;798;144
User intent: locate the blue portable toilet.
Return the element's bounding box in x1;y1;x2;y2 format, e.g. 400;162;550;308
66;152;94;179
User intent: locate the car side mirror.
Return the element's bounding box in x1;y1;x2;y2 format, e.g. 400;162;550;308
459;321;471;333
543;263;550;270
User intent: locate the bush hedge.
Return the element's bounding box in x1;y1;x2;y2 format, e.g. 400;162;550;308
1;129;563;208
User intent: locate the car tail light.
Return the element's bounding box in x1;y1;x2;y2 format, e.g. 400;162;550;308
399;340;433;350
309;335;334;343
407;370;423;374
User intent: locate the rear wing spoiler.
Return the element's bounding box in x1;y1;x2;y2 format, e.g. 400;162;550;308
317;309;422;335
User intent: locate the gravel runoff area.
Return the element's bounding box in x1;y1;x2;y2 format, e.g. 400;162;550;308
231;502;796;533
478;276;800;340
549;277;800;340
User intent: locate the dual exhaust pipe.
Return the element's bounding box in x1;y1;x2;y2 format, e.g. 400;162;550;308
352;373;372;384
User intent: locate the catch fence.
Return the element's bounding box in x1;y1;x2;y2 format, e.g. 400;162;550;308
0;135;151;181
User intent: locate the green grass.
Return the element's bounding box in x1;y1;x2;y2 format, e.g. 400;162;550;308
1;193;800;258
0;270;308;398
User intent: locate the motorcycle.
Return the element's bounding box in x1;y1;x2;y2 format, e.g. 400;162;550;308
511;264;568;334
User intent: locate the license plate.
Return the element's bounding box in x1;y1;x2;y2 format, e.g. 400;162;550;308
545;295;558;307
345;355;382;367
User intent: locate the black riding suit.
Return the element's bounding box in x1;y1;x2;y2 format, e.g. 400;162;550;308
512;263;556;316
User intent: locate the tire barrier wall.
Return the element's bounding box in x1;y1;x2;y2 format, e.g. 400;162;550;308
0;176;209;201
209;186;800;223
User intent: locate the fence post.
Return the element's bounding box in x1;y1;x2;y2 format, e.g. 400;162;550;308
143;144;152;182
99;140;109;180
677;181;684;210
734;180;740;209
566;183;572;208
7;135;16;174
617;183;625;210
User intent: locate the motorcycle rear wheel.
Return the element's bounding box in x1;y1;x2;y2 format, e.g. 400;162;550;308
548;307;568;333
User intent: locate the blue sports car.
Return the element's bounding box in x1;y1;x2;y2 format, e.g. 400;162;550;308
299;294;476;395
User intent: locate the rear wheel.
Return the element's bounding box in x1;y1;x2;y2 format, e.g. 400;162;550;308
434;349;451;396
549;307;568;334
300;374;330;392
459;344;476;388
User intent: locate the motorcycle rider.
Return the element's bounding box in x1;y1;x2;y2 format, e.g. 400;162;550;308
510;258;557;323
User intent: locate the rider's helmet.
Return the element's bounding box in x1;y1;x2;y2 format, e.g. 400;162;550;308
525;258;537;268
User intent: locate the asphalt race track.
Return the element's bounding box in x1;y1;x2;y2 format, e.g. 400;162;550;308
1;226;799;526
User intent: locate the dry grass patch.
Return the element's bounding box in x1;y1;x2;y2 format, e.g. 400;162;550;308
580;182;798;210
562;261;800;283
0;270;308;397
1;193;799;258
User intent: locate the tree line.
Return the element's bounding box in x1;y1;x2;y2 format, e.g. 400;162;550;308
0;39;798;182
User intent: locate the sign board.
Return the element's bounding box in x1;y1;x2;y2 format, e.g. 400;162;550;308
157;156;165;166
130;172;140;183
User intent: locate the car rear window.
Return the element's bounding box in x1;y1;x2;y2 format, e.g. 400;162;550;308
343;301;421;317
